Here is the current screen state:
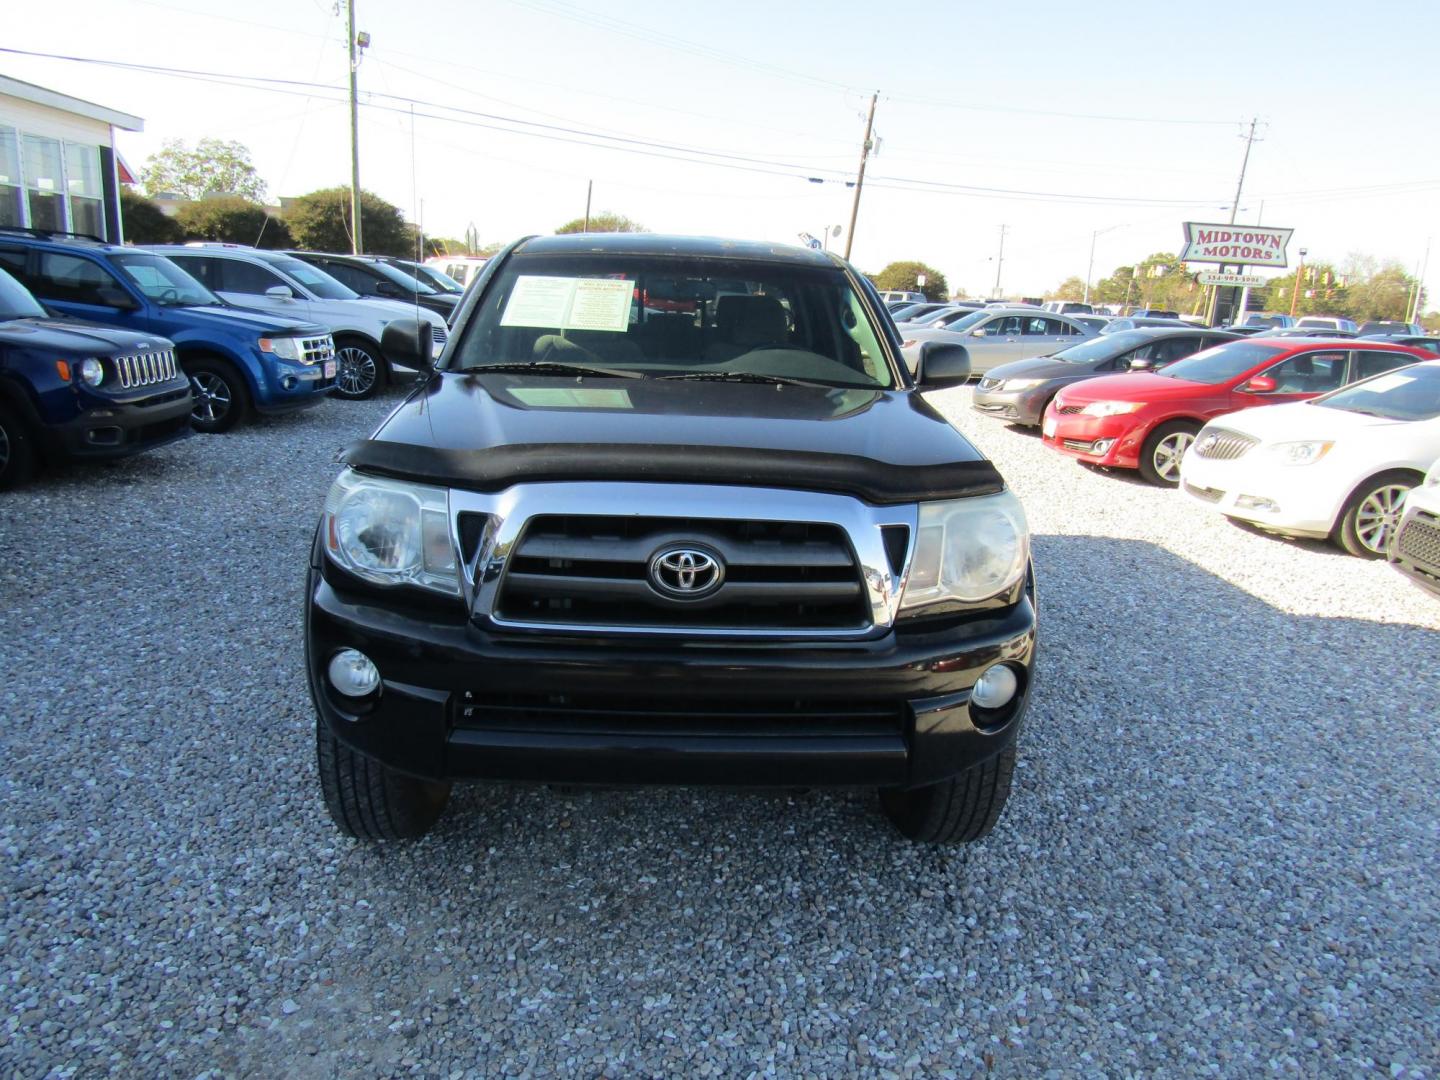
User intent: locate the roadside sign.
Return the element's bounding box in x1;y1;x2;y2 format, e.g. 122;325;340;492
797;232;821;250
1198;272;1266;287
1181;223;1294;267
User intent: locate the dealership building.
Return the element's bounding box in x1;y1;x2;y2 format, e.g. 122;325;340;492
0;75;141;243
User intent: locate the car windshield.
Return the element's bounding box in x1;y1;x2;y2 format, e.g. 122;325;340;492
450;253;896;388
405;262;463;293
267;257;358;300
371;261;438;295
0;268;47;320
1156;340;1285;384
1054;330;1153;363
1312;363;1440;420
942;310;991;334
111;253;220;306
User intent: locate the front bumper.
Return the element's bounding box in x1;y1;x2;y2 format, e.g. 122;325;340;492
972;385;1050;426
305;561;1037;790
256;355;335;414
1178;452;1340;537
1040;408;1148;469
1390;497;1440;596
46;383;193;460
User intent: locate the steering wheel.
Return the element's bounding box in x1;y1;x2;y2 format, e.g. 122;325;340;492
157;287;180;304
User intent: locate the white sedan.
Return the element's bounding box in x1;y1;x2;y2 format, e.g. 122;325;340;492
1179;359;1440;557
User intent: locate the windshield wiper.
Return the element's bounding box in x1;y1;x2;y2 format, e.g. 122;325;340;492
458;361;642;379
657;371;829;388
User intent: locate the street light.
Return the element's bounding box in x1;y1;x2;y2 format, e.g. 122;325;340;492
1289;248;1309;317
1084;224;1126;306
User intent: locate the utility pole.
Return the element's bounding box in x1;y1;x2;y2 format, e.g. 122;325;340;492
583;180;592;232
1207;117;1261;325
843;92;878;261
1408;236;1431;324
992;224;1007;299
347;0;364;254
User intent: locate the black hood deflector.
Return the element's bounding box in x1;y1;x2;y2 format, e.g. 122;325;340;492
342;439;1003;505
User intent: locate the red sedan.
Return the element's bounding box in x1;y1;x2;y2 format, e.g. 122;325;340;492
1041;338;1432;485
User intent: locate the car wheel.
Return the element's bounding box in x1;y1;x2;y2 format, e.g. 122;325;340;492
1139;420;1199;486
316;718;451;840
879;745;1016;844
185;356;249;434
0;400;37;490
332;337;386;400
1334;471;1417;558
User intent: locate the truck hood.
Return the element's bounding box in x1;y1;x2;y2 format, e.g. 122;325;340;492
346;372;1003;504
0;317;172;355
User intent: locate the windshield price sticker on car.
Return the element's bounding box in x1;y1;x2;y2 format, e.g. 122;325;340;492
501;276;633;333
1363;373;1414;395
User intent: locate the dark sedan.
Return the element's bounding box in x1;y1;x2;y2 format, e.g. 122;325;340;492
971;327;1239;427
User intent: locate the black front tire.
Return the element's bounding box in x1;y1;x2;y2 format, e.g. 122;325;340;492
316;720;451;840
185;356;250;434
0;400;38;490
879;745;1017;844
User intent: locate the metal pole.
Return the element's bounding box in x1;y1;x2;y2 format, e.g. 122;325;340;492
843;92;878;261
1084;229;1097;305
992;224;1007;299
1209;117;1260;326
1289;250;1307;317
1408;236;1431;324
583;180;592;232
347;0;363;254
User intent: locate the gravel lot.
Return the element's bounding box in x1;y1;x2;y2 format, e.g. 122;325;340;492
3;382;1438;1078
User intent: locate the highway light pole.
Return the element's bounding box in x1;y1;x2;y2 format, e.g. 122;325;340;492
843;92;877;261
347;0;365;254
1084;224;1124;306
992;224;1007;299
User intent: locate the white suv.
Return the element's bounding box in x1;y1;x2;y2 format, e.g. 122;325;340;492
149;244;449;400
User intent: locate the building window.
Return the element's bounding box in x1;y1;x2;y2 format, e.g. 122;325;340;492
22;134;67;233
0;128;24;229
66;143;103;238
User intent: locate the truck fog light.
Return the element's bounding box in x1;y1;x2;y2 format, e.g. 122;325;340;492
281;374;299;390
329;648;380;697
972;663;1019;710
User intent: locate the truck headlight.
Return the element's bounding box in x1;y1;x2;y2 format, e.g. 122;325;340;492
322;469;459;595
259;336;303;361
1269;440;1333;466
899;490;1029;611
79;358;105;386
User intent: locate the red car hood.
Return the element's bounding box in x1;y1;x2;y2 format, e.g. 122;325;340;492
1055;371;1225;406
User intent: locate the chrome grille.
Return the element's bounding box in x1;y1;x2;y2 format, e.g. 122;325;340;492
1062;438;1097;452
1058;404;1084;414
1193;428;1259;461
115;350;178;390
1397;512;1440;569
493;515;870;631
299;335;334;366
1184;481;1224;503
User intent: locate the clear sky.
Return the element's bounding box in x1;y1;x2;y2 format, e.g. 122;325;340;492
5;0;1437;300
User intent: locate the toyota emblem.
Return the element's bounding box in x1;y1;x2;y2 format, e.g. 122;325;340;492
648;545;724;600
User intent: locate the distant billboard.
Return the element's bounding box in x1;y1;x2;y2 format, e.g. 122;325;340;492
1180;223;1294;267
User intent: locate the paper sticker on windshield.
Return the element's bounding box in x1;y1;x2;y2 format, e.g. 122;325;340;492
500;276;633;333
1362;373;1414;394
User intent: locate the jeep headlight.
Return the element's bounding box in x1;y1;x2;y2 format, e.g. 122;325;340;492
899;489;1029;611
1269;440;1333;466
322;469;459;594
259;336;303;361
79;358;105;386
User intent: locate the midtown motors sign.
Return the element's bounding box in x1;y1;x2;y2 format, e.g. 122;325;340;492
1180;223;1294;267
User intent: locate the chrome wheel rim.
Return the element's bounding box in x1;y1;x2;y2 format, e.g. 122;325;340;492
336;347;377;396
1152;431;1194;483
1355;483;1409;555
190;372;232;423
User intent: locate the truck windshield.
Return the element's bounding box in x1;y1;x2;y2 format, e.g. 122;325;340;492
1155;341;1285;384
111;253;220;307
0;268;47;320
451;253;897;388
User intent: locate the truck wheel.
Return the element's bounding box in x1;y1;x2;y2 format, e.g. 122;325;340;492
0;400;37;490
332;337;386;400
879;745;1016;844
185;356;249;434
1138;420;1198;486
315;720;450;840
1334;470;1417;558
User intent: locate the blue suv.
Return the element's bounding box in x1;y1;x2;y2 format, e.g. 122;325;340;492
0;268;192;489
0;229;336;433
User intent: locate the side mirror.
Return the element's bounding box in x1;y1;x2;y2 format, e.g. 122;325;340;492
381;318;432;371
1126;356;1155;372
970;328;987;338
915;341;971;388
1241;374;1277;393
265;285;294;300
375;279;402;297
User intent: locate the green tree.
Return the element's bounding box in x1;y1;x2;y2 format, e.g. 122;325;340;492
174;195;292;248
1093;253;1202;314
1050;276;1086;301
286;187;415;256
554;212;647;234
119;189;184;244
142;138;267;202
873;261;949;301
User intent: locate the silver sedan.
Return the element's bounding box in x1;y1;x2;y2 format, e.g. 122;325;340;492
899;308;1096;377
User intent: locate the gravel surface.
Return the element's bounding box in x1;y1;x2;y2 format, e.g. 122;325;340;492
2;383;1438;1078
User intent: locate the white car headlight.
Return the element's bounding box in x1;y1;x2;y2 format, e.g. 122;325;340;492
1269;440;1334;466
900;490;1029;612
1080;400;1144;416
79;358;105;386
1002;378;1046;391
322;469;459;595
259;336;303;361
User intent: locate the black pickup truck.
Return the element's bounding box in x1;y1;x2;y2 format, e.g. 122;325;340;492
304;234;1037;844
